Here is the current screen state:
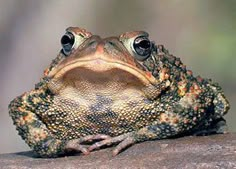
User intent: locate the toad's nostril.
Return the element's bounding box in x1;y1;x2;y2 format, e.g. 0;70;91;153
107;41;115;46
84;40;97;49
87;40;96;46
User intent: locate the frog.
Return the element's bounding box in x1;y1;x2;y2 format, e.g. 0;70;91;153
9;27;230;157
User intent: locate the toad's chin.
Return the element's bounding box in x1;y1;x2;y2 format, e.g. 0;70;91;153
48;66;162;105
48;67;147;95
47;60;163;101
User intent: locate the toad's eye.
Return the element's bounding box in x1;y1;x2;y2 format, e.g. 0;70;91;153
61;32;75;55
133;36;152;60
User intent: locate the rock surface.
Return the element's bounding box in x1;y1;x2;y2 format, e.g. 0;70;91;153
0;133;236;169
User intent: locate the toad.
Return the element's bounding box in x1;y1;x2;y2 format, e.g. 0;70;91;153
9;27;230;157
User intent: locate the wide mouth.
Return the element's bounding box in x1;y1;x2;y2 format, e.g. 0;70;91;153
48;57;158;86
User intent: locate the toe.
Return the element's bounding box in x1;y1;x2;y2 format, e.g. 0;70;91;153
65;139;90;155
88;139;112;151
112;137;135;156
79;134;111;143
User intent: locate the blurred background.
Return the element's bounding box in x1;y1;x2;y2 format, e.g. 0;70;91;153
0;0;235;154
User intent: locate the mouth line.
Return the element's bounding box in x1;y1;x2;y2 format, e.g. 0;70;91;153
49;58;158;85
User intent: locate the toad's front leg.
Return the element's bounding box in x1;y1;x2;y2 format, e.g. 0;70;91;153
9;90;110;157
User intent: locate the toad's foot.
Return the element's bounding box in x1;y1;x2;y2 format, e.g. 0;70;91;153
65;134;111;155
88;132;135;156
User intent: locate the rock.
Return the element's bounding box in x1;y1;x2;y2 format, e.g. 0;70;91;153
1;133;236;169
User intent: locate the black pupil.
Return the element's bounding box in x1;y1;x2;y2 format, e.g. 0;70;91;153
138;39;151;49
61;33;75;55
61;34;74;45
133;36;152;57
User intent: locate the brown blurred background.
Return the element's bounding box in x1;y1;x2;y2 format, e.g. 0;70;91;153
0;0;235;154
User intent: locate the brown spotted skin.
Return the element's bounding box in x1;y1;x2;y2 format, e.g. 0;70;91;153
9;27;230;157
